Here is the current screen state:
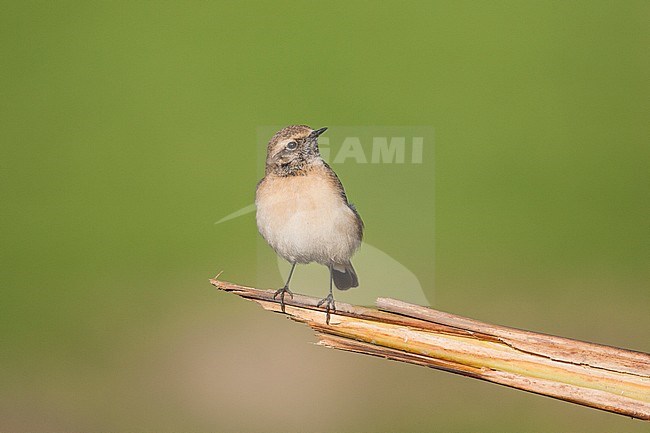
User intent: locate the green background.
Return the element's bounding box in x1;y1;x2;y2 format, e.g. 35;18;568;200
1;1;648;432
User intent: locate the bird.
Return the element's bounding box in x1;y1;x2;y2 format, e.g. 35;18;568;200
255;125;364;324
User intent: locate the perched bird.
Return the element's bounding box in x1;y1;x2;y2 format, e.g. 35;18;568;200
255;125;363;324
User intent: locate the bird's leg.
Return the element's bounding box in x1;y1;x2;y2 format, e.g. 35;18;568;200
317;265;336;325
273;262;296;313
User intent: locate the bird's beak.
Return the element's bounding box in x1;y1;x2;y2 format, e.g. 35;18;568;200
309;127;328;138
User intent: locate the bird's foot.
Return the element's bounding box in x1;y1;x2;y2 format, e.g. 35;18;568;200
273;286;293;313
317;293;336;325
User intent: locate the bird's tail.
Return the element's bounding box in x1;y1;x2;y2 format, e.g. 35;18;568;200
332;262;359;290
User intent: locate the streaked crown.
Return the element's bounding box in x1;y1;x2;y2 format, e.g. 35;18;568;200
265;125;328;175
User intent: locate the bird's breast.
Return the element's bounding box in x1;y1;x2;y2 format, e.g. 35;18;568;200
255;172;360;264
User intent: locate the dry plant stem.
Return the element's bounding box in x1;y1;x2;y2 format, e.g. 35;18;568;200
376;298;650;376
210;278;650;421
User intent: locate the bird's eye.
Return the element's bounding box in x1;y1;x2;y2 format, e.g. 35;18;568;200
286;141;298;150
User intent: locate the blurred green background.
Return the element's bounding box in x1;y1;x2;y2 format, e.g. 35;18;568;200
1;1;648;432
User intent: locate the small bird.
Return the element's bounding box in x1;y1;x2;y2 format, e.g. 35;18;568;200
256;125;363;324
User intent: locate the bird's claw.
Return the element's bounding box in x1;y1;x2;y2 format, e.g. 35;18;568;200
317;294;336;325
273;286;293;313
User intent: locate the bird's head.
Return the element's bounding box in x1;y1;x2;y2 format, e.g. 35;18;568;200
265;125;328;176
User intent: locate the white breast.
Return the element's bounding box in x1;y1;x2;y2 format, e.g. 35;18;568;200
256;173;360;265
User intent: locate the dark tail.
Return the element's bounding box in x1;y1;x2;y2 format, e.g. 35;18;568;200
332;262;358;290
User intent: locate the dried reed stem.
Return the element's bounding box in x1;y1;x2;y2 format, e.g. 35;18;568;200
210;278;650;420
